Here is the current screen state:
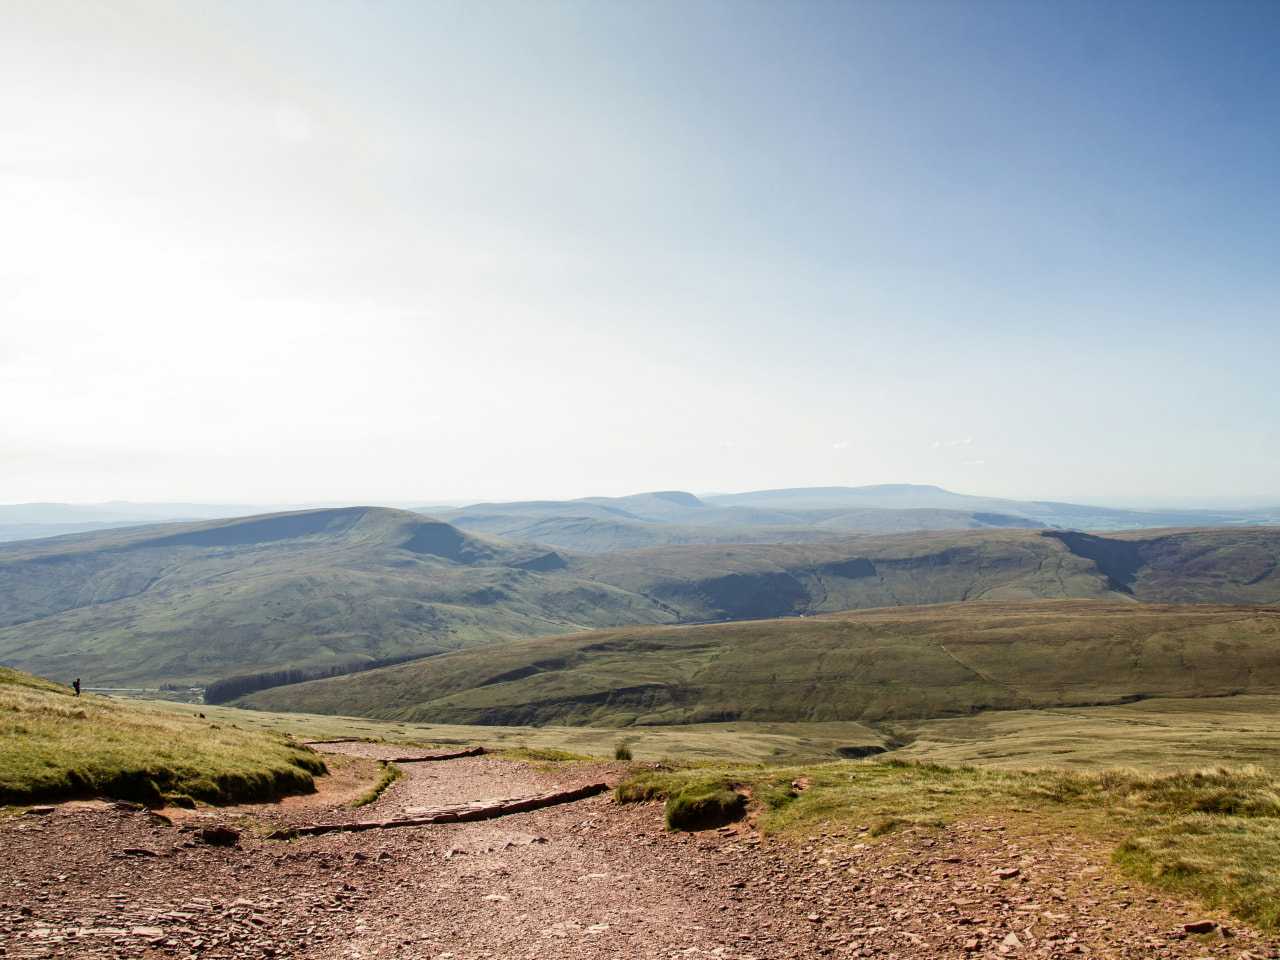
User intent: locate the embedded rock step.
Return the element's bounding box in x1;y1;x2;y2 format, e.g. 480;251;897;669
384;746;487;763
266;782;608;839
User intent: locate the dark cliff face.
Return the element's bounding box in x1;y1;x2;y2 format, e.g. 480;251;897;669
1042;530;1145;593
653;571;812;620
509;551;568;572
401;521;496;564
816;557;877;579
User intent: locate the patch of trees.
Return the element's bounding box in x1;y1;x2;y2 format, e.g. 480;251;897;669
203;651;433;704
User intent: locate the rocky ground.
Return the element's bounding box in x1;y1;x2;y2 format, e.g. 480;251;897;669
1;743;1274;959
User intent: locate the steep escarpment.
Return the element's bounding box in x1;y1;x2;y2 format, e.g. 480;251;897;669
1049;527;1280;603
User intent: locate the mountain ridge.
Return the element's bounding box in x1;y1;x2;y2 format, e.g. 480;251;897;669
2;506;1279;694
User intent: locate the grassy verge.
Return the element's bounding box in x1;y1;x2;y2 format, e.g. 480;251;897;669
0;668;326;807
617;758;1280;929
352;762;403;807
493;746;596;764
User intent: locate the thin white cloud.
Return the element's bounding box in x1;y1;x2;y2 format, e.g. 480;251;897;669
832;441;849;450
931;436;974;449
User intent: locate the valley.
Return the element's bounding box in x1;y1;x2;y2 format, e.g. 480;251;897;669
1;502;1278;698
5;492;1280;957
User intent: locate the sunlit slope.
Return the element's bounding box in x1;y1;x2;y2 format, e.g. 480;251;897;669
0;666;323;805
242;600;1280;725
570;525;1280;620
2;510;1278;692
0;507;671;687
569;529;1110;620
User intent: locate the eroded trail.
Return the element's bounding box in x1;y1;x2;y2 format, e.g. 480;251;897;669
1;748;1275;959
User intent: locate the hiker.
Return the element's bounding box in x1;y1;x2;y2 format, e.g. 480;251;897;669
73;678;81;697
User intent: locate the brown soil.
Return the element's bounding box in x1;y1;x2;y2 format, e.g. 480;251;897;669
1;746;1275;959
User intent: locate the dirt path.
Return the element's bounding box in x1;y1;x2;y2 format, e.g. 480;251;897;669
1;749;1275;959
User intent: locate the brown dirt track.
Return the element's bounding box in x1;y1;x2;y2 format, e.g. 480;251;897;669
0;744;1274;959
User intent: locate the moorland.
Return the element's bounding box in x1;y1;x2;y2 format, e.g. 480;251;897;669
5;485;1280;954
1;498;1278;700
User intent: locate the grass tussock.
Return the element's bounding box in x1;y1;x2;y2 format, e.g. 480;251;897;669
614;741;634;761
0;667;326;807
614;768;752;830
664;778;746;830
353;762;403;808
615;758;1280;930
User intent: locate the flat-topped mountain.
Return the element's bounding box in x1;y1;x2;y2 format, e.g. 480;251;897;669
7;486;1274;549
431;484;1278;553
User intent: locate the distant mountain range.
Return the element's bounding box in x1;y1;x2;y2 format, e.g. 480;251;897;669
0;501;283;545
3;485;1275;548
430;484;1279;552
2;505;1280;696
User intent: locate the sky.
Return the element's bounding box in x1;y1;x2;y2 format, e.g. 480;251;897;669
2;0;1278;506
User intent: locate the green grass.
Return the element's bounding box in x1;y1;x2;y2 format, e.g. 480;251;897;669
493;746;595;763
3;505;1278;698
243;599;1280;727
616;759;1280;930
892;695;1280;772
146;700;889;763
145;693;1280;771
663;778;746;830
0;667;326;807
352;762;403;807
0;507;677;689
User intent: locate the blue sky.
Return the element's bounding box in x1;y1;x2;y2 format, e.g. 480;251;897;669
2;0;1277;504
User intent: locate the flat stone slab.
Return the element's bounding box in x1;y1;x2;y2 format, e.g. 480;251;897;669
266;782;608;840
385;746;487;763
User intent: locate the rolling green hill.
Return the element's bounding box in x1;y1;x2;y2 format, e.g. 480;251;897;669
0;507;672;689
2;508;1279;695
241;599;1280;726
0;666;324;805
571;525;1280;619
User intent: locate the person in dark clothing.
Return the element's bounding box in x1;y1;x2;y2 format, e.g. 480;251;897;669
73;678;81;697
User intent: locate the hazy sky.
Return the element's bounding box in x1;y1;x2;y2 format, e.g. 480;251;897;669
3;0;1278;505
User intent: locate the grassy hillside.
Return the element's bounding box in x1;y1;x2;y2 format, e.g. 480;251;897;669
242;599;1280;725
571;529;1113;620
570;525;1280;621
3;508;1278;694
890;694;1280;770
0;507;672;687
617;759;1280;929
0;667;324;806
439;512;851;552
160;691;1280;770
